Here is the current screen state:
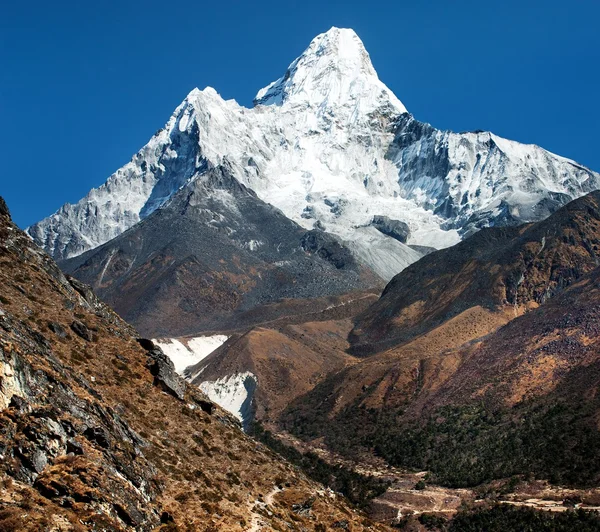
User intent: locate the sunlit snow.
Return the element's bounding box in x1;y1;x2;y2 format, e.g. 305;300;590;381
154;335;229;374
29;27;600;279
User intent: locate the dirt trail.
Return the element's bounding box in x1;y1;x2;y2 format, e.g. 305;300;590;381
247;486;283;531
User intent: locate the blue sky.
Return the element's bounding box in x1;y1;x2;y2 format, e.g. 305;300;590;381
1;0;599;228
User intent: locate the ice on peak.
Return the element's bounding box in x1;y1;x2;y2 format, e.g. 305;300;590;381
254;27;406;115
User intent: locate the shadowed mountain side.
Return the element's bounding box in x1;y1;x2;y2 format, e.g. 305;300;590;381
62;165;382;338
296;267;600;488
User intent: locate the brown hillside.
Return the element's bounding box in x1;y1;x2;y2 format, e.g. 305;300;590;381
282;191;600;488
350;190;600;356
0;199;388;531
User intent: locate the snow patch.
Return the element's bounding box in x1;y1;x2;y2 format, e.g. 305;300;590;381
154;335;228;374
199;372;257;430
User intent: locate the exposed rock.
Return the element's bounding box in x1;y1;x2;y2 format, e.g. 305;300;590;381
195;398;215;415
83;426;110;448
48;321;67;338
136;338;156;351
371;215;410;243
333;520;350;529
66;438;84;455
0;196;9;218
146;347;186;400
301;230;359;270
292;496;315;517
9;394;30;413
70;320;93;342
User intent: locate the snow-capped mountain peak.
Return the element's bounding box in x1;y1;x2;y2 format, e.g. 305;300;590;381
254;27;406;116
28;27;600;281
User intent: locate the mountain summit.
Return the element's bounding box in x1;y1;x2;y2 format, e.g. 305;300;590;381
28;27;600;281
254;27;406;116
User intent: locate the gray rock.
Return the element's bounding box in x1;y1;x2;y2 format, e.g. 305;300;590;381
48;321;67;338
145;347;186;401
31;450;48;473
301;230;358;270
70;320;93;342
66;438;84;455
83;426;110;448
371;215;410;244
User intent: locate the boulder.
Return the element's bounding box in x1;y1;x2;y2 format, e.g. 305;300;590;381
144;347;186;401
371;215;410;243
70;320;93;342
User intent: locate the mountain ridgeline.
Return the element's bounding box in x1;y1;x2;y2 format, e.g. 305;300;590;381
61;164;381;337
282;191;600;488
29;27;599;286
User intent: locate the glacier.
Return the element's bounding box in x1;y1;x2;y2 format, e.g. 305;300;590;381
28;27;600;280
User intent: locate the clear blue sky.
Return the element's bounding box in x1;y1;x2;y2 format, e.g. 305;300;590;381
2;0;599;228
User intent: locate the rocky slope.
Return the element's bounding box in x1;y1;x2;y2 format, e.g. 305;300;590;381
351;189;600;355
177;190;600;436
0;197;389;531
28;27;599;282
187;292;378;429
61;164;381;337
280;191;600;488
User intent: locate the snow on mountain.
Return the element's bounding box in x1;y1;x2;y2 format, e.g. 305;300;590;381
28;27;600;279
154;335;229;374
199;372;257;430
388;114;599;237
254;27;406;114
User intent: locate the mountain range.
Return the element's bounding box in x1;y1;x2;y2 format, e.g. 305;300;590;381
28;27;599;283
7;25;600;529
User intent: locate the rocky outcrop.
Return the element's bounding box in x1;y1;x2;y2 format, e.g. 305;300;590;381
139;340;187;400
0;196;9;218
371;215;410;243
300;230;360;270
0;311;161;529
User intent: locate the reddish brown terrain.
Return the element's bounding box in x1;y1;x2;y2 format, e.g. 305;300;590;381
277;191;600;492
0;197;389;531
188;292;378;427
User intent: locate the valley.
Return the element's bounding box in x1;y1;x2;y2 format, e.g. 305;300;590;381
4;23;600;532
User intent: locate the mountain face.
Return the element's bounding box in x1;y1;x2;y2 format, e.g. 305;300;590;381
27;27;600;282
281;191;600;488
350;189;600;355
0;197;390;531
60;164;381;337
